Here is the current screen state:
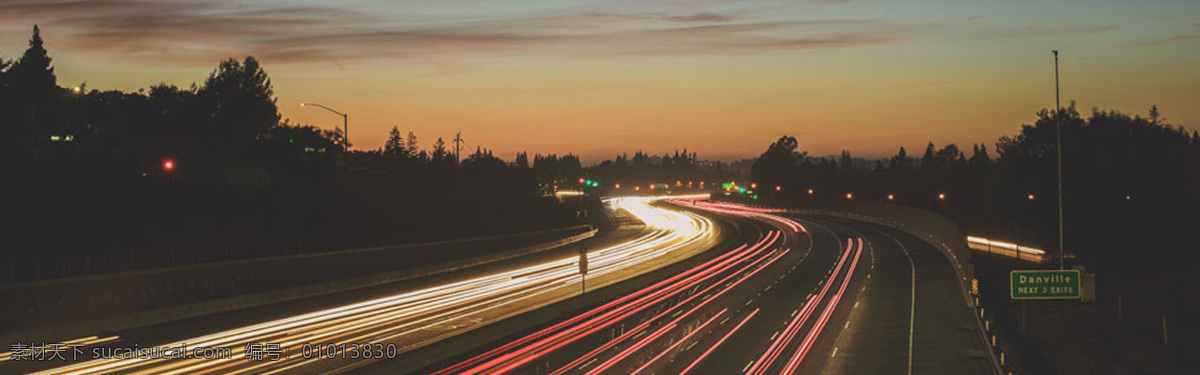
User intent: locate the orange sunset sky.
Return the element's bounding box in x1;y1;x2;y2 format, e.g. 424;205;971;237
3;0;1197;162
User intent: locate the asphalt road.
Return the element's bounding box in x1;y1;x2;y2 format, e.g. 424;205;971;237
12;197;993;375
416;199;996;375
17;196;727;375
814;216;995;375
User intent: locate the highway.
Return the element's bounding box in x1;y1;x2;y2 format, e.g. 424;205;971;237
420;198;869;374
23;195;993;374
415;198;995;375
28;196;722;375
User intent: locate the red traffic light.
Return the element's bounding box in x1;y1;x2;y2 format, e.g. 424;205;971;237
163;159;175;171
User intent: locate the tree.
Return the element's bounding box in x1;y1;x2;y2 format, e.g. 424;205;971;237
934;144;963;165
890;147;911;170
406;131;419;157
384;127;404;157
9;25;57;98
515;151;530;169
921;142;935;168
6;25;59;148
969;144;990;165
197;56;279;155
750;136;803;191
431;137;449;165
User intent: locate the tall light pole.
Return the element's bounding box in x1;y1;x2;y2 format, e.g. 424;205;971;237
1053;50;1065;270
301;102;349;149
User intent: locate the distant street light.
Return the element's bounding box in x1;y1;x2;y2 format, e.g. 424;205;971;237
845;192;853;200
300;102;349;149
1028;194;1036;201
938;192;946;200
807;188;814;195
775;186;781;192
71;86;82;94
887;193;895;201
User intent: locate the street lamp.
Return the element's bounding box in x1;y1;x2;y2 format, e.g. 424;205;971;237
301;102;349;149
1052;50;1067;270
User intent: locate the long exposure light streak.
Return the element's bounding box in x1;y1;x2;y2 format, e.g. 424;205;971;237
34;196;715;375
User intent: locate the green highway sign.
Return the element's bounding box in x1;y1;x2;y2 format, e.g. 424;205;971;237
1010;269;1081;300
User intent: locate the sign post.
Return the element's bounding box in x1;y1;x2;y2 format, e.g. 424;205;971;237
579;248;588;294
1010;269;1080;300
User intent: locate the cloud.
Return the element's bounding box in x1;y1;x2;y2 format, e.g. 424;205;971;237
1136;34;1200;47
666;12;736;22
1;0;905;66
978;25;1116;38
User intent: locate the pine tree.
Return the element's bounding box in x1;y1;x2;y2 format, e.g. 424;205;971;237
384;126;404;156
921;142;935;168
431;137;448;164
405;131;419;156
10;25;57;95
515;151;530;169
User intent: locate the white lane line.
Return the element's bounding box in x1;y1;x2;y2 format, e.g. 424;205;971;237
869;225;918;375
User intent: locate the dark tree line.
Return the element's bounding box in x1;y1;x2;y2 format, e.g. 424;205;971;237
586;150;738;189
1;26;339;186
751;103;1200;277
1;26;580;282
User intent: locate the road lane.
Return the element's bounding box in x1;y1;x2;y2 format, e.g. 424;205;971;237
28;196;721;375
421;199;993;375
426;198;874;375
815;217;996;375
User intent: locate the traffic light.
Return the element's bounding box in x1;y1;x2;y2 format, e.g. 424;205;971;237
162;159;175;172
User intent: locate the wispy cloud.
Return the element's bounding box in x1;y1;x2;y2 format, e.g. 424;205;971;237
977;24;1116;38
1;0;905;66
1136;21;1200;48
1136;34;1200;47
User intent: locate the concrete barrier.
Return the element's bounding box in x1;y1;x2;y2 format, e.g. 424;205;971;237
1;225;595;345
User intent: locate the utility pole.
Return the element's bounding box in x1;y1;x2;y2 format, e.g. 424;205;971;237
453;132;464;165
1053;50;1065;270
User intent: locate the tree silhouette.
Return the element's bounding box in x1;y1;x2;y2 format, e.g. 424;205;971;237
921;142;935;168
750;136;803;192
406;131;419;157
9;25;56;98
515;151;530;169
197;56;279;157
384;126;404;156
431;137;450;165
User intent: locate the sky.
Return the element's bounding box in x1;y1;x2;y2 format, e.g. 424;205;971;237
2;0;1198;162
